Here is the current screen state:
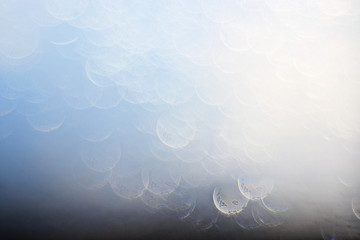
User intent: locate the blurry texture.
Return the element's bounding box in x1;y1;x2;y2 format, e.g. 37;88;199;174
0;0;360;239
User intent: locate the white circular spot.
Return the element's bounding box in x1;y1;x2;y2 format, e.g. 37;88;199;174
80;136;121;173
238;177;274;200
0;20;39;60
110;170;146;200
233;202;260;229
156;113;196;149
72;158;110;191
146;163;179;196
213;183;249;215
27;108;66;133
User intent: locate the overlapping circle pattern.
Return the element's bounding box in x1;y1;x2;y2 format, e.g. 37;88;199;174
1;0;360;237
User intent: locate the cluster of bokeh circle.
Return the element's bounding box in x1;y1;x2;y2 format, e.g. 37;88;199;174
1;0;360;235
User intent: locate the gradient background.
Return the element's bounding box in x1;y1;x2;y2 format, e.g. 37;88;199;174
1;1;360;239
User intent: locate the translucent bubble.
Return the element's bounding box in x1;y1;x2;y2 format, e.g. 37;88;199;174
85;60;116;88
47;23;80;46
201;157;226;177
29;2;62;27
140;190;164;211
110;169;146;200
26;108;66;133
219;22;249;52
62;81;102;110
16;99;44;117
218;95;247;121
145;163;179;196
140;97;168;113
214;213;238;231
204;136;237;167
336;157;360;189
76;110;115;142
186;188;219;230
0;19;39;60
242;143;273;164
238;176;274;200
155;70;195;105
89;47;129;73
134;73;160;94
126;54;160;78
168;162;182;186
112;149;144;178
173;138;206;163
352;197;360;220
115;71;156;95
0;49;41;71
156;113;196;149
93;86;122;109
233;201;260;229
45;0;88;21
134;112;158;135
252;202;283;227
261;191;289;213
213;183;249;215
150;137;179;162
117;86;142;105
55;43;81;64
80;136;121;173
162;187;197;219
